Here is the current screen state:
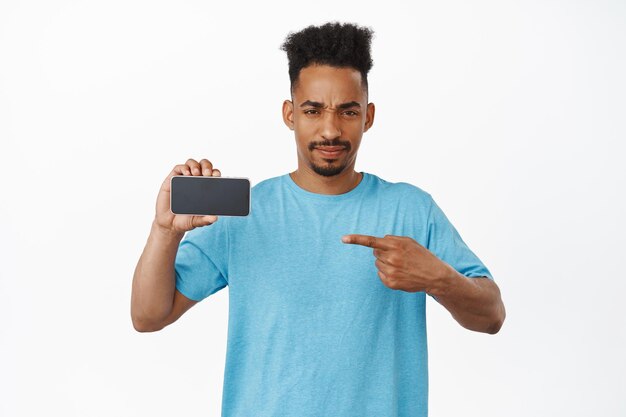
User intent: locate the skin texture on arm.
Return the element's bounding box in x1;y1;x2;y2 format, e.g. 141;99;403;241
429;272;505;334
341;234;505;334
131;222;198;332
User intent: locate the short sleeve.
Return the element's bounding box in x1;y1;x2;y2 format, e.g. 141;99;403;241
174;218;230;302
426;196;494;281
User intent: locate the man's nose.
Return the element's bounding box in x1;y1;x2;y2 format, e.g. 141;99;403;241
320;111;341;140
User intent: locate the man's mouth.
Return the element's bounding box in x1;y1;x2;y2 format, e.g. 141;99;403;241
315;146;346;158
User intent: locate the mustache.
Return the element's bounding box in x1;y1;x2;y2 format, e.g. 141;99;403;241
308;140;351;151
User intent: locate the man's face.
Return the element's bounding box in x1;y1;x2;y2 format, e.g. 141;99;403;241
282;64;375;177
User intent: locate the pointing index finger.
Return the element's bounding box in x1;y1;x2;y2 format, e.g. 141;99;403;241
342;234;389;249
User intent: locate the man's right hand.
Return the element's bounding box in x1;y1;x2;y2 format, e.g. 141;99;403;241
154;158;222;234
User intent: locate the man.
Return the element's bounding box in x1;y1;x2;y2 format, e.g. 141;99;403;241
131;21;505;417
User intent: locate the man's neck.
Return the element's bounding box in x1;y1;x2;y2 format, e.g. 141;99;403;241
289;169;363;195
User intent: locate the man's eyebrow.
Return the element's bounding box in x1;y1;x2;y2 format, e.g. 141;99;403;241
299;100;361;109
338;101;361;109
300;100;324;108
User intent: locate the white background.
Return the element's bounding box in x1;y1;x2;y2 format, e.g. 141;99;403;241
1;1;625;416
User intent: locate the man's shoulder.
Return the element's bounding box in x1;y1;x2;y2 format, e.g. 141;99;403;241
366;172;433;203
250;174;284;194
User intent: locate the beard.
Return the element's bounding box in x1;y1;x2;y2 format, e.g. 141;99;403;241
309;158;349;177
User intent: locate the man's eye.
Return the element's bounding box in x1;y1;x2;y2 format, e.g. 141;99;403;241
343;111;358;117
304;109;319;115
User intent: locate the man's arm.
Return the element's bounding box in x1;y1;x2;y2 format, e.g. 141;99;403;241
131;159;222;332
428;271;505;334
341;233;505;334
131;221;197;332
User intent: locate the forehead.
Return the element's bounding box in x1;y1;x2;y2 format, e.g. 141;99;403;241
293;64;365;103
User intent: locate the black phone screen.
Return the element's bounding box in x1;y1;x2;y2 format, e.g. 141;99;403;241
170;176;250;216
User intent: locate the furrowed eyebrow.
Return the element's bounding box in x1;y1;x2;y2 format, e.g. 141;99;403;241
300;100;324;108
299;100;361;109
338;101;361;109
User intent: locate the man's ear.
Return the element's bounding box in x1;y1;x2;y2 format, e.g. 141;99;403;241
282;100;294;130
364;102;375;132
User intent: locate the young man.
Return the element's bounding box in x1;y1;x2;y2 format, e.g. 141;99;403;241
131;22;505;417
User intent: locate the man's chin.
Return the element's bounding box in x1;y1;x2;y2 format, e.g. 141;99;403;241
310;161;347;177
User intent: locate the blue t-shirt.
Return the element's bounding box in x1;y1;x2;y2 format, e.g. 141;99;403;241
174;172;493;417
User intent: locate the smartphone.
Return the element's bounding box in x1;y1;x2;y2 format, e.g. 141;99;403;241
170;175;251;216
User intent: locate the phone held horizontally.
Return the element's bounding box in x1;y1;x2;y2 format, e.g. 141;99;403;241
170;176;251;216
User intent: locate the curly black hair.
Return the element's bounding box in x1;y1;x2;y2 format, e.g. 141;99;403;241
280;21;374;95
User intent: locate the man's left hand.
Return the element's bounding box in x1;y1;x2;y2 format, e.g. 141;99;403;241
341;234;453;293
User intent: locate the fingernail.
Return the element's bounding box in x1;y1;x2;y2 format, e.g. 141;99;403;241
341;236;349;243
